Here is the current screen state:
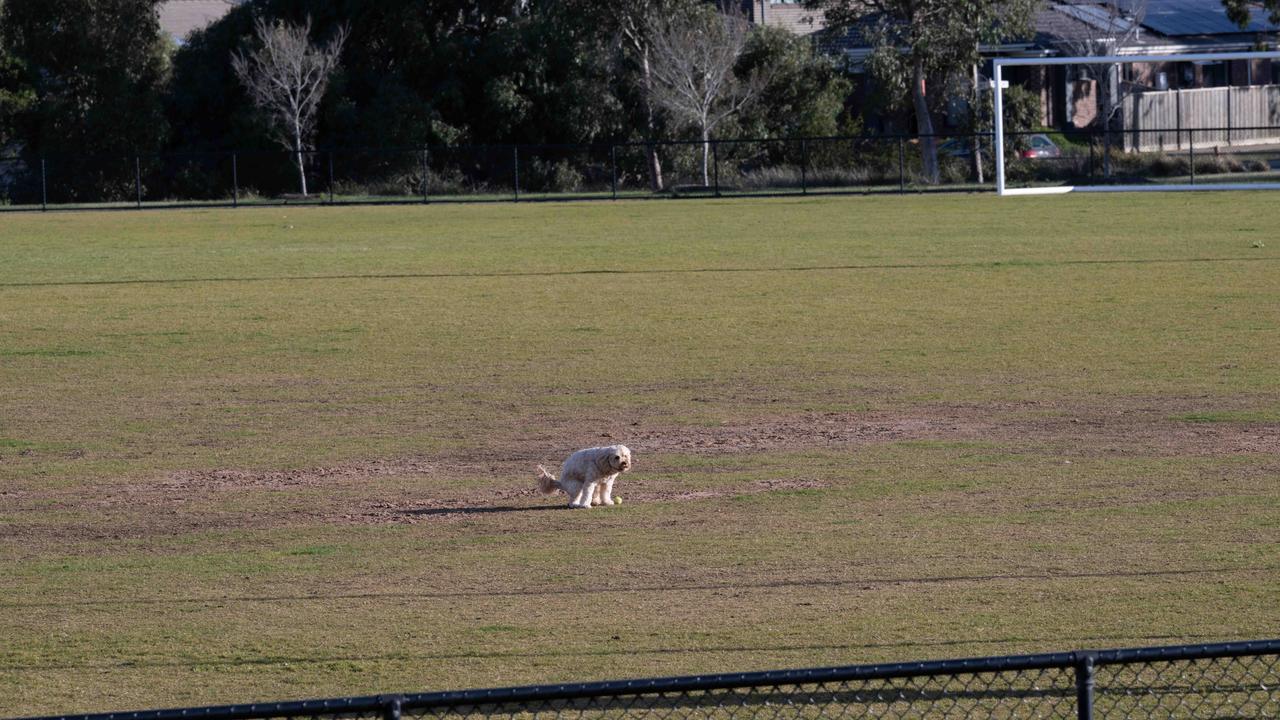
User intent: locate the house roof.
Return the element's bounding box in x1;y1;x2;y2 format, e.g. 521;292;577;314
158;0;241;43
1037;0;1279;54
818;0;1279;63
1142;0;1278;35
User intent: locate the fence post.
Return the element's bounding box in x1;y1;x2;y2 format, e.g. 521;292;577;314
713;139;720;196
610;144;618;200
328;151;335;204
801;138;808;195
381;695;402;720
898;137;906;193
40;158;47;211
1175;88;1182;150
1189;134;1195;185
1088;133;1095;181
422;147;429;204
513;145;520;202
1075;653;1096;720
134;156;143;208
1227;88;1232;146
232;152;239;208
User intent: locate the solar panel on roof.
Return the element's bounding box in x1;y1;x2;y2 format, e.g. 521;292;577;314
1140;0;1278;35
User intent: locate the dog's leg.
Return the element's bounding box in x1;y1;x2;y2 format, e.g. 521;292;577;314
599;475;617;506
559;478;582;508
572;481;597;508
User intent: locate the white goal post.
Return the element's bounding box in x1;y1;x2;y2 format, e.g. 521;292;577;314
993;50;1280;195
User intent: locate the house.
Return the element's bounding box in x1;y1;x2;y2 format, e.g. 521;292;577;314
741;0;829;35
158;0;241;44
1033;0;1280;131
752;0;1280;145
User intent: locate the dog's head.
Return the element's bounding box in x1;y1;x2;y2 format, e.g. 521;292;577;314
600;445;632;474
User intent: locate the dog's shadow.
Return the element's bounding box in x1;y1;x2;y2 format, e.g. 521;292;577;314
399;504;567;517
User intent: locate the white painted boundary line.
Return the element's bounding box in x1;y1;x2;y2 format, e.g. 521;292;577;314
1003;183;1280;195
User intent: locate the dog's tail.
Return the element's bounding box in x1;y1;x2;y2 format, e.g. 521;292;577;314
536;465;559;495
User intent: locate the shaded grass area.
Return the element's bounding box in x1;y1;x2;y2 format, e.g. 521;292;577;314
0;195;1277;715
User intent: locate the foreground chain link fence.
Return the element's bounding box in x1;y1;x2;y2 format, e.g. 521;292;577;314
16;639;1279;720
3;126;1280;211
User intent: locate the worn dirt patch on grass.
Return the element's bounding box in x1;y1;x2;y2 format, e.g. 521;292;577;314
3;399;1276;542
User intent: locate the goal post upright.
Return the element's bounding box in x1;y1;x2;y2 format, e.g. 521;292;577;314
993;61;1006;195
992;49;1280;196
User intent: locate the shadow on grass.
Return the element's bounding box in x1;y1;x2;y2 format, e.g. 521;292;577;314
2;255;1278;288
3;565;1273;609
2;632;1257;672
399;504;566;517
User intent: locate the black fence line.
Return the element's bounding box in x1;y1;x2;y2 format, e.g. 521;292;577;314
13;638;1279;720
9;125;1280;167
3;125;1280;212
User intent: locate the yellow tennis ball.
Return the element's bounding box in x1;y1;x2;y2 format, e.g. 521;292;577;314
614;496;622;504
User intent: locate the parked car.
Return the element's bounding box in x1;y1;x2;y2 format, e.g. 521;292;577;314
938;133;1061;159
1019;134;1062;159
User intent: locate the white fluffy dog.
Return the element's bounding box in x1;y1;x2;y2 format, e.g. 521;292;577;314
536;445;632;508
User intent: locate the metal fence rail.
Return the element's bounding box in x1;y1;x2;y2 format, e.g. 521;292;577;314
14;639;1279;720
3;126;1280;211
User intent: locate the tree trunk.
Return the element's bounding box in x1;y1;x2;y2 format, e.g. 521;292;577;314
640;48;665;192
911;58;939;185
700;126;711;186
293;121;308;196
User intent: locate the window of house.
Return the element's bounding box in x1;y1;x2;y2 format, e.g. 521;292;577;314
1201;61;1228;87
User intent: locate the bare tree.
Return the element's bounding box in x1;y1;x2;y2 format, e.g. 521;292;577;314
232;17;348;196
647;3;766;187
1053;0;1148;176
614;0;672;192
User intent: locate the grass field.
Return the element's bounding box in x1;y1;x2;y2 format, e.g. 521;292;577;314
0;194;1277;717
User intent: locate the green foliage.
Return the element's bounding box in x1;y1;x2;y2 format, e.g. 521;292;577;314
0;11;35;150
168;0;628;155
814;0;1039;76
1222;0;1280;26
0;0;170;199
735;26;856;139
807;0;1039;182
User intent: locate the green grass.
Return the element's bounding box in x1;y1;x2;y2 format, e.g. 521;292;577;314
0;194;1277;716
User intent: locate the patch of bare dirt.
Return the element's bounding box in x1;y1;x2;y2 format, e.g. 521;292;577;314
4;398;1276;542
164;458;440;492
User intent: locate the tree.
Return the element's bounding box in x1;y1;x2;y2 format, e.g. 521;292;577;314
555;0;682;190
647;2;767;186
1053;0;1147;177
0;9;34;151
232;16;347;196
735;25;855;140
807;0;1038;184
0;0;169;200
617;0;670;190
1222;0;1280;27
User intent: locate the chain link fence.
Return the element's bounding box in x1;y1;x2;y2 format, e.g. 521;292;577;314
15;640;1279;720
4;127;1279;211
